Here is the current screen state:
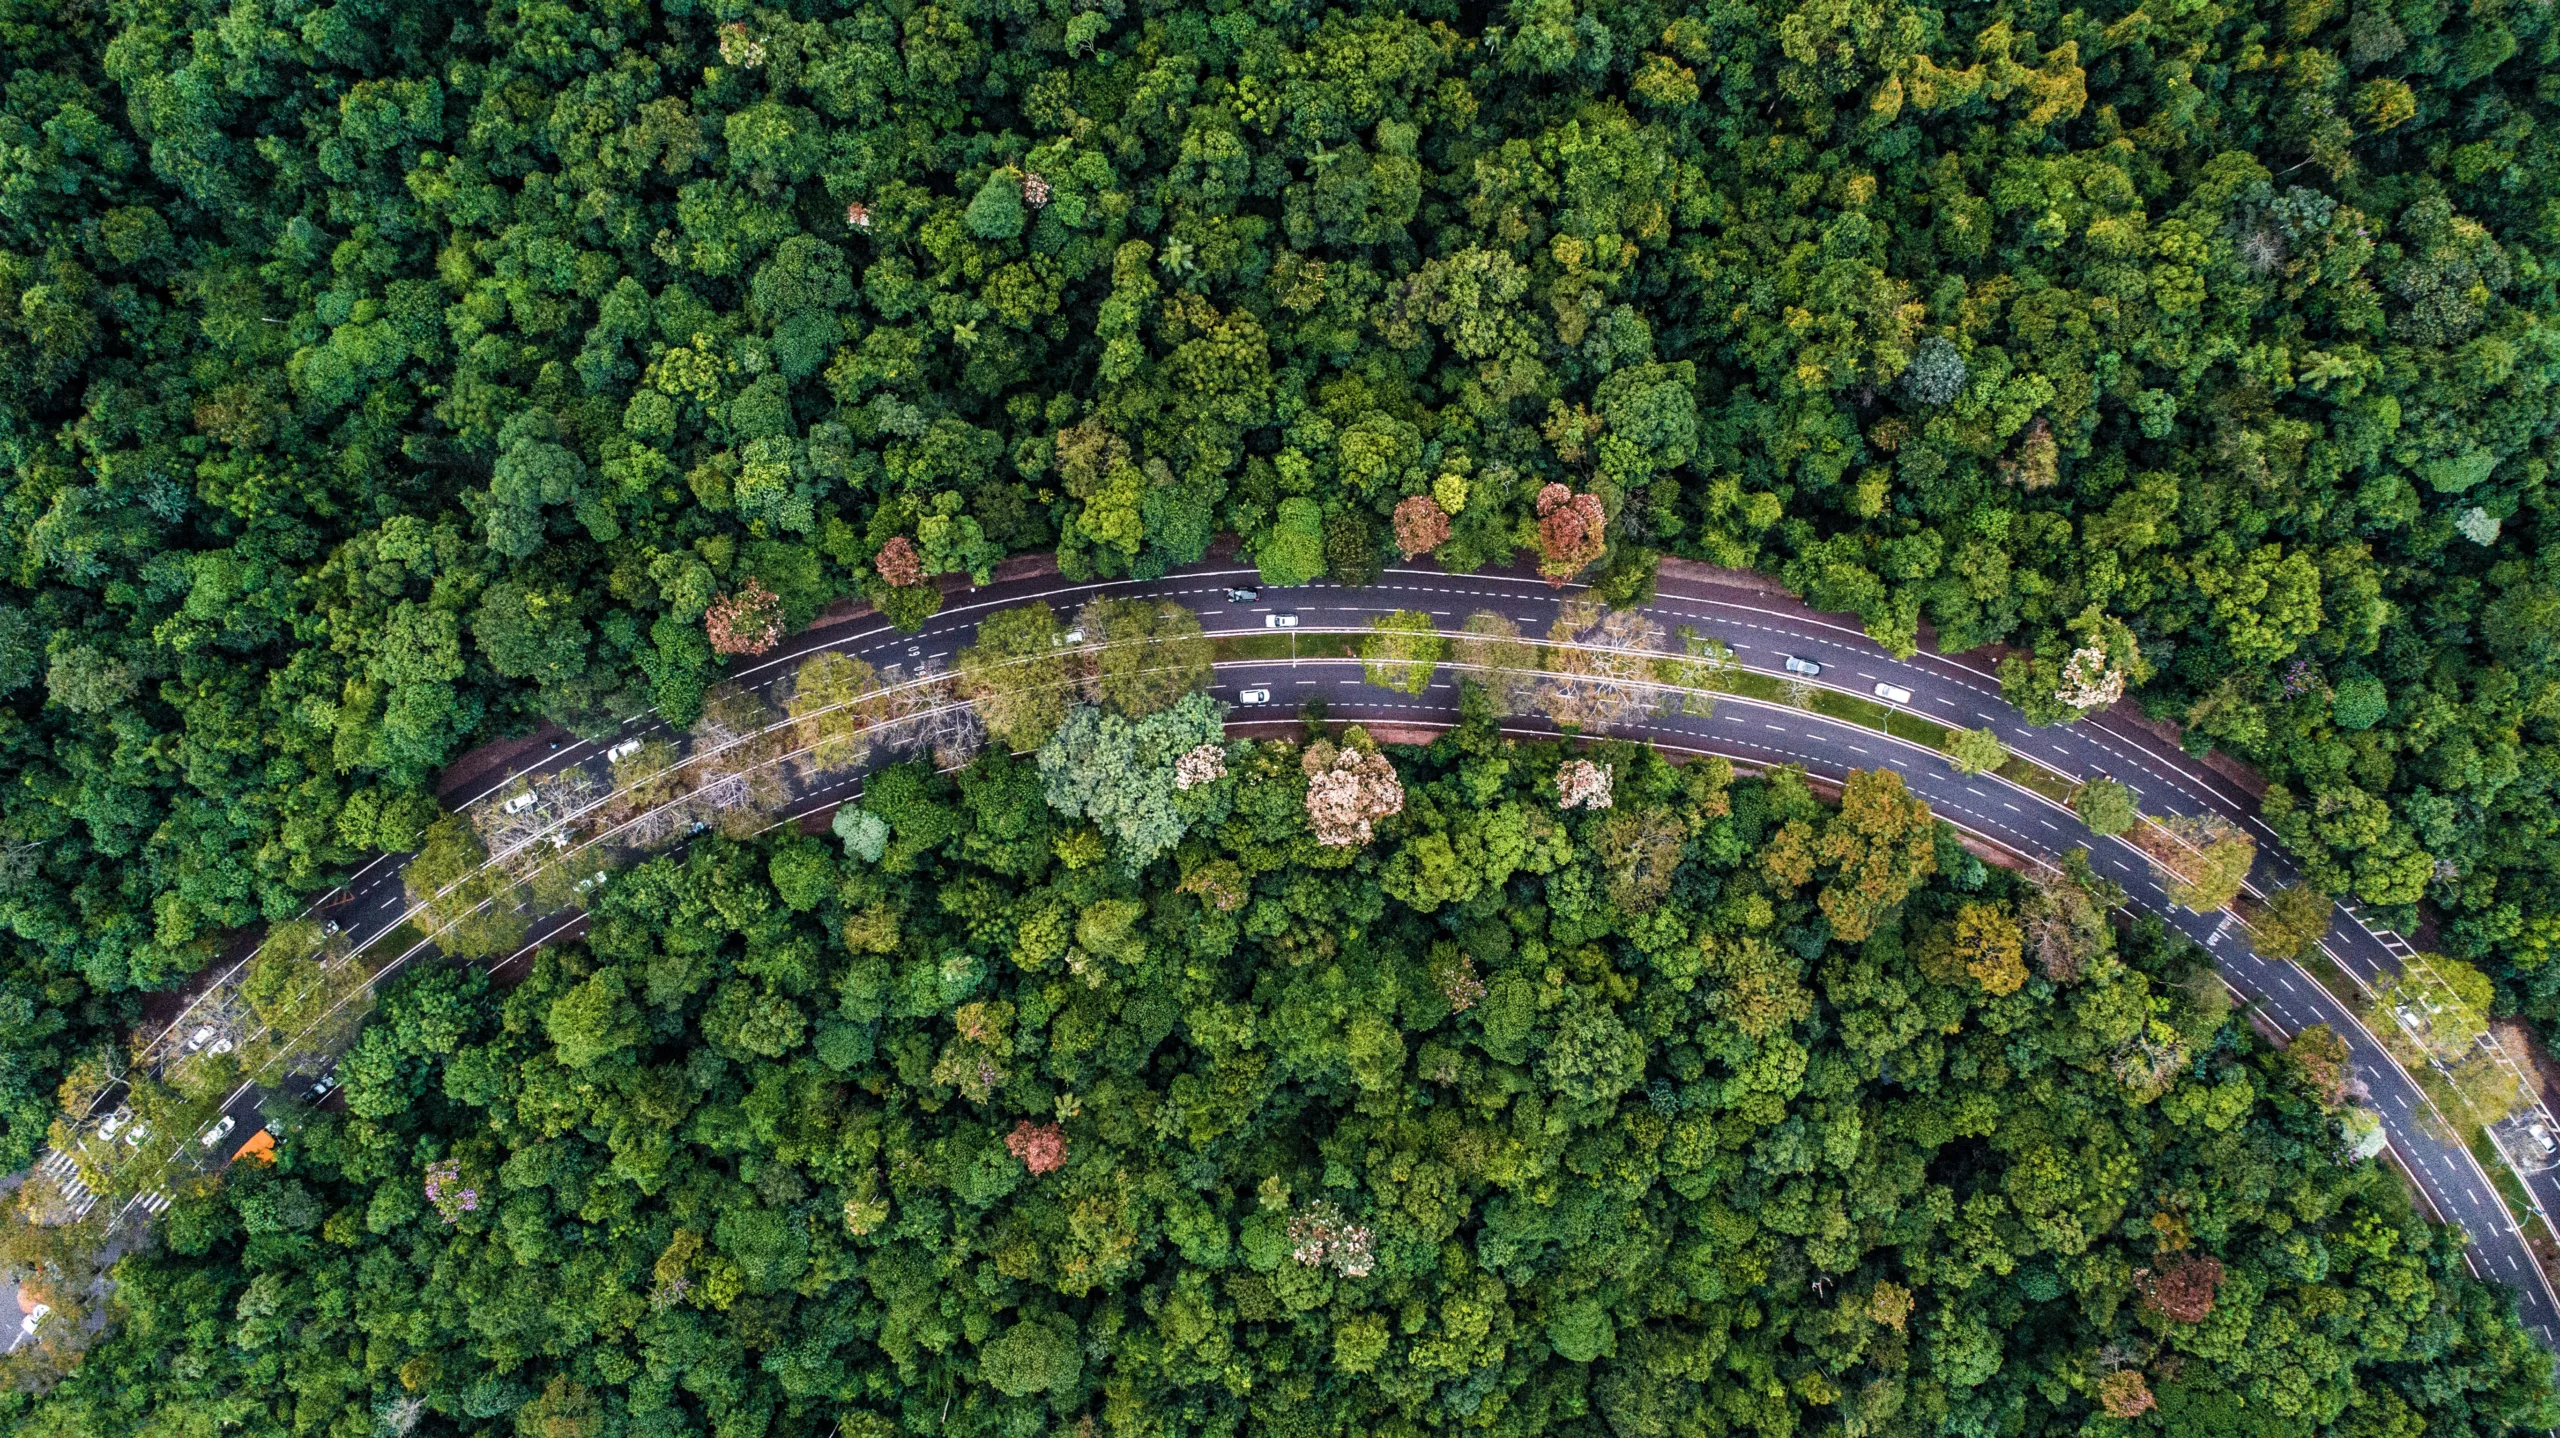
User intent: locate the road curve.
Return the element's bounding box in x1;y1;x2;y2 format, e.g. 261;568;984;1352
77;558;2560;1355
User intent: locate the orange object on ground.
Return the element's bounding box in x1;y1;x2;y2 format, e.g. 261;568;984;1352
231;1129;276;1165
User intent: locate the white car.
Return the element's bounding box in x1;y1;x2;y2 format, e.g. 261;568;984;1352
500;791;538;815
19;1303;50;1341
122;1122;150;1148
182;1024;215;1053
1780;654;1822;676
1264;613;1299;629
1872;682;1915;704
97;1105;135;1141
198;1115;236;1149
1238;688;1272;705
605;738;642;764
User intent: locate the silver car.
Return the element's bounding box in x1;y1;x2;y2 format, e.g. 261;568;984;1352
1781;654;1822;676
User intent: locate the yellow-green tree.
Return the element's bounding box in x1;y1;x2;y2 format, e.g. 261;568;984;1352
958;604;1073;751
1360;610;1446;695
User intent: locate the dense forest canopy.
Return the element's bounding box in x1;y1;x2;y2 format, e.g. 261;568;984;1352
9;729;2554;1437
1;0;2558;1182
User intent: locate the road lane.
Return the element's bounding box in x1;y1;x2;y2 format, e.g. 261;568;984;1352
51;559;2556;1354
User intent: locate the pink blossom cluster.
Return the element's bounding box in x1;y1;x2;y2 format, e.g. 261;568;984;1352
424;1158;478;1224
1555;758;1612;810
1022;172;1052;208
1286;1200;1376;1278
1302;742;1402;847
1440;955;1487;1014
1173;743;1226;791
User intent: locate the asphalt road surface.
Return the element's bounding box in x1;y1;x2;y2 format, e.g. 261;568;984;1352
56;558;2560;1355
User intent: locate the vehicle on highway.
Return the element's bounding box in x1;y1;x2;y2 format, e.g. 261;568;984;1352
307;1073;339;1102
98;1105;135;1140
1227;587;1259;602
1873;682;1914;704
198;1115;236;1148
1265;612;1299;628
1780;654;1822;676
605;738;642;764
321;919;341;937
1238;688;1271;705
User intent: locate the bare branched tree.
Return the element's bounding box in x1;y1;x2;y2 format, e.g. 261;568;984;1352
1538;600;1664;732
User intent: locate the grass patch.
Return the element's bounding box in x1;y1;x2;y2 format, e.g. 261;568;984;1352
362;919;430;968
2469;1123;2543;1229
1713;667;1794;705
1806;687;1893;729
1884;708;1955;750
1996;756;2080;806
2297;947;2373;1011
1212;633;1358;663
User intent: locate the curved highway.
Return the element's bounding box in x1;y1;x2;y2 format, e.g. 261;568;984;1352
42;555;2560;1357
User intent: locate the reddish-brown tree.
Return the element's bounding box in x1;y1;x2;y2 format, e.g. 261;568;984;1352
704;580;785;656
2140;1254;2224;1323
1391;495;1451;557
1006;1120;1067;1175
1534;483;1607;583
874;536;926;588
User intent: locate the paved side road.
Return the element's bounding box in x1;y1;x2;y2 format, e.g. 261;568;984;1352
62;559;2560;1355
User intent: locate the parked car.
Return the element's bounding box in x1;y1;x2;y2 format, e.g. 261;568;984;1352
198;1115;236;1148
320;919;340;937
121;1121;150;1148
97;1105;135;1140
306;1072;339;1101
1872;682;1915;704
1226;587;1260;603
182;1024;215;1053
19;1303;50;1342
1265;613;1300;628
1238;688;1272;705
1780;654;1822;676
605;738;643;764
500;790;538;815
